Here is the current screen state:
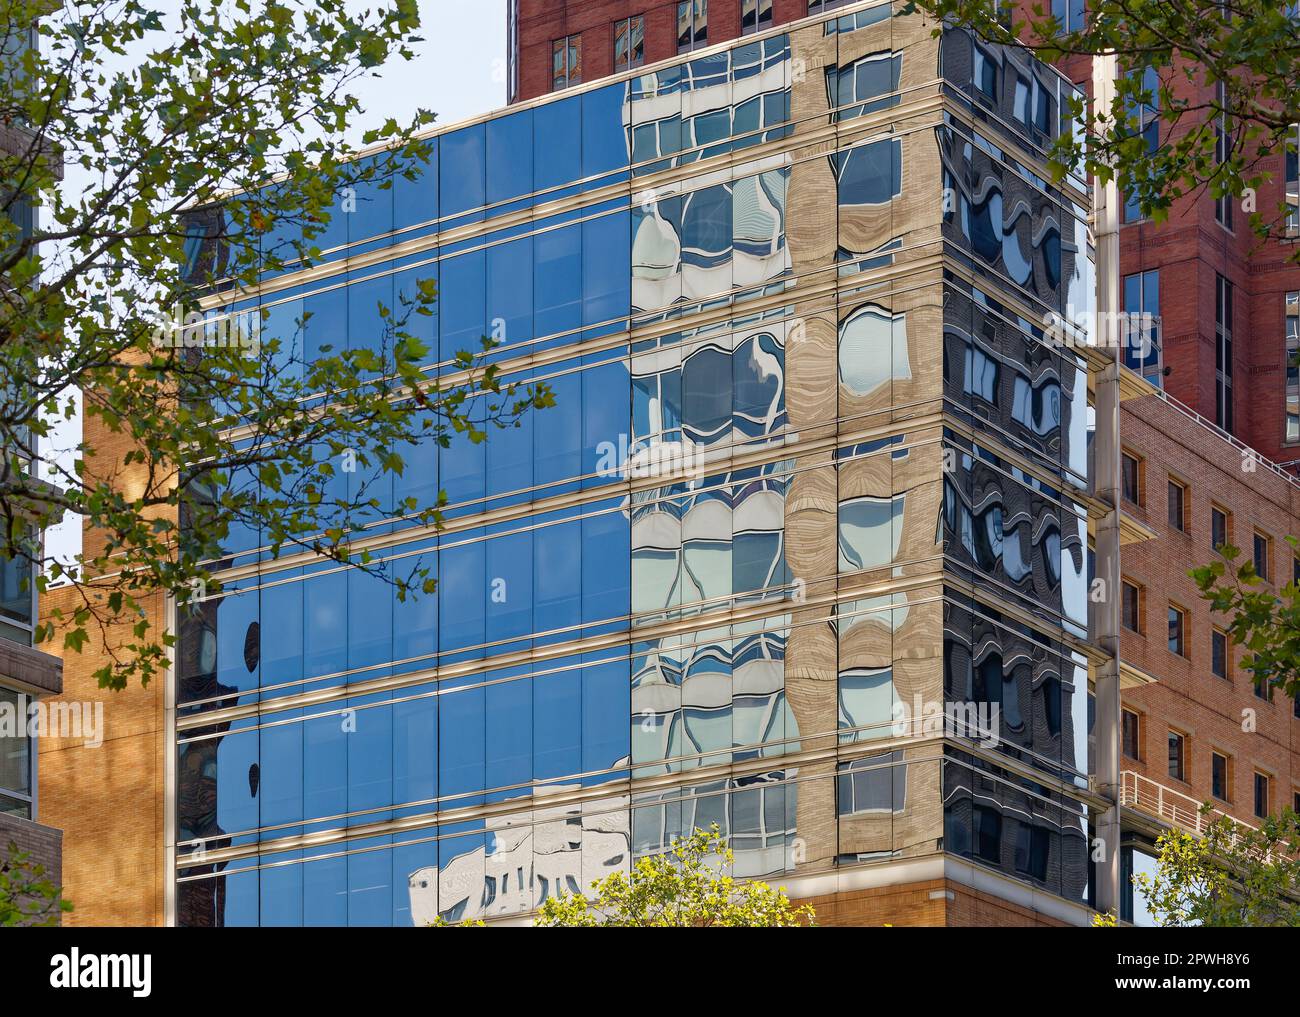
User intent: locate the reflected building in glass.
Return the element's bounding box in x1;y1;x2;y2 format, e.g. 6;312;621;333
174;2;1104;925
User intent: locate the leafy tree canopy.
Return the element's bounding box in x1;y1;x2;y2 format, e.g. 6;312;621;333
0;840;71;926
1192;540;1300;703
534;825;816;928
1125;809;1300;926
0;0;549;687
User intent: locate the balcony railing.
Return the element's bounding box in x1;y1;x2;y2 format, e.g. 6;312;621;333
1120;770;1255;838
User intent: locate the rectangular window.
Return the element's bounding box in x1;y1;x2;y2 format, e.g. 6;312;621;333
808;0;857;12
1122;708;1140;759
1214;80;1233;229
1285;122;1298;237
1212;751;1230;801
1216;274;1234;432
1122;67;1160;222
1211;505;1230;551
1123;269;1161;385
1167;604;1186;657
0;551;35;639
677;0;708;53
1294;789;1300;815
613;16;645;72
1122;579;1143;634
1254;531;1272;581
1051;0;1086;33
507;0;519;103
0;687;32;819
740;0;773;34
1167;477;1186;532
1212;628;1229;679
1255;771;1270;819
974;804;1001;863
1121;450;1143;505
552;34;581;91
1255;675;1274;702
1167;730;1185;782
1286;292;1299;443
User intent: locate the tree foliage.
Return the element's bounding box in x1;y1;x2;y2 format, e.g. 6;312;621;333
0;840;71;927
1192;540;1300;703
902;0;1300;255
534;825;815;928
0;0;550;688
1128;809;1300;926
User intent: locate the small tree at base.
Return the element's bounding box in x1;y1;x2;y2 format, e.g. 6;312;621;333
1106;809;1300;927
535;824;815;928
0;841;71;927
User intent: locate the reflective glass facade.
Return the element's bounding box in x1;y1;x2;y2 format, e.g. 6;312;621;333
176;3;1097;925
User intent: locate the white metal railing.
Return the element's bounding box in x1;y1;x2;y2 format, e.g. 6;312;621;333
1137;378;1300;495
1120;770;1256;837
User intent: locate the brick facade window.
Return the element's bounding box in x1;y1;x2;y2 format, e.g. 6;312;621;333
1051;0;1085;33
552;34;581;91
1123;269;1161;385
1213;80;1233;230
741;0;773;35
1122;708;1141;759
1121;450;1143;505
1285;123;1299;237
1122;579;1143;634
1167;729;1186;782
1167;477;1186;532
1211;627;1230;680
1286;291;1299;443
1167;603;1186;657
0;686;33;818
1253;530;1272;581
613;16;645;73
677;0;708;53
1211;504;1231;552
1122;68;1159;222
1254;771;1271;819
1211;751;1231;801
1216;273;1234;433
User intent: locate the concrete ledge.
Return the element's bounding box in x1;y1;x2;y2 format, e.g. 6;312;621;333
0;638;63;696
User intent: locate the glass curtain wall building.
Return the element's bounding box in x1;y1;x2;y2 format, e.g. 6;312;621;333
174;1;1099;925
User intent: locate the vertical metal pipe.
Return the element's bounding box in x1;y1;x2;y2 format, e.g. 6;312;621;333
1092;50;1123;918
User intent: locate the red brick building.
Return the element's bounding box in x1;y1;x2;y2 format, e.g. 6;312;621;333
510;1;821;103
1119;393;1300;831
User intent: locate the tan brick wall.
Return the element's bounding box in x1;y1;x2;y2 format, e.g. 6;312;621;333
36;583;166;926
34;391;171;927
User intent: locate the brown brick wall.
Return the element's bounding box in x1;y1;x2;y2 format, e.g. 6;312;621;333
1119;394;1300;826
797;878;1073;926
